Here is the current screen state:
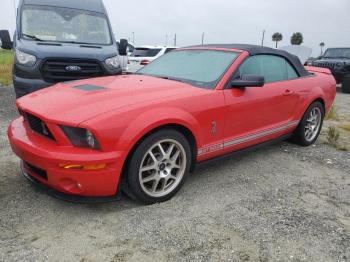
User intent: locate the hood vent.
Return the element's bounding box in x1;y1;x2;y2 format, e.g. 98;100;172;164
72;84;107;91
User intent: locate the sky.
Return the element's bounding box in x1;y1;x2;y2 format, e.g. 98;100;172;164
1;0;349;56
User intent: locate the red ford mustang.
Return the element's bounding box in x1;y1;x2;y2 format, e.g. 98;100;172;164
8;44;336;204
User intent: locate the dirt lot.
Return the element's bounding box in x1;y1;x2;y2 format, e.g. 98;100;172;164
0;86;349;262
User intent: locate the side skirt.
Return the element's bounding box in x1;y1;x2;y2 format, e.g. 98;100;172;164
194;133;292;170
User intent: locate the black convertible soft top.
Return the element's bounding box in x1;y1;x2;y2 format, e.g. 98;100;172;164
187;44;310;77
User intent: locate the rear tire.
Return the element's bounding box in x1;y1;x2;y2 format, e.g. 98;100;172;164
342;76;350;94
291;101;325;146
123;129;192;204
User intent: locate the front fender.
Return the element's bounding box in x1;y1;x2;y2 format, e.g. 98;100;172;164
116;107;202;154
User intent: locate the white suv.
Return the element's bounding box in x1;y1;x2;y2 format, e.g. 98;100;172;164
126;46;177;73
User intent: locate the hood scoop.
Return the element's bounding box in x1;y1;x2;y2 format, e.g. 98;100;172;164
72;84;107;91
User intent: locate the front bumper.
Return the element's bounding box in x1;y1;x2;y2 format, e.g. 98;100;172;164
13;75;52;98
21;162;121;203
8;117;124;199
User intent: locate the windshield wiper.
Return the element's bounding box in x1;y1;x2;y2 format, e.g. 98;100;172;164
157;76;186;83
22;34;43;41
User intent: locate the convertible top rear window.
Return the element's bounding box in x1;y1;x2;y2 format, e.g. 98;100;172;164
137;50;239;89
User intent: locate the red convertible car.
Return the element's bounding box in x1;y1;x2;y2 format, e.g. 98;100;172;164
8;44;336;204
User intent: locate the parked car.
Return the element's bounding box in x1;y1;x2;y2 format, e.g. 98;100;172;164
8;44;336;204
126;46;177;73
0;0;128;98
311;48;350;93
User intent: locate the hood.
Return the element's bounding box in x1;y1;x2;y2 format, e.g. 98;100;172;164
15;39;118;61
17;75;202;125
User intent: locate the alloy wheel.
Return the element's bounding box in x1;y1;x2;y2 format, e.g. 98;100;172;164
304;107;322;142
139;139;187;198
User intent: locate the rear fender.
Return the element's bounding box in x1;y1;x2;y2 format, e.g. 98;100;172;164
296;85;327;119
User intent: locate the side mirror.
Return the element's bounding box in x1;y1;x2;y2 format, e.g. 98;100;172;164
231;74;265;88
118;39;128;56
0;30;13;50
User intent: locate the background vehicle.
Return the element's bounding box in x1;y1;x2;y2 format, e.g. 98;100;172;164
0;0;128;98
8;44;336;204
126;45;177;73
304;57;318;66
312;48;350;93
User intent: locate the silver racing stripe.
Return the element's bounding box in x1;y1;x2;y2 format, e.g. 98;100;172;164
197;120;300;156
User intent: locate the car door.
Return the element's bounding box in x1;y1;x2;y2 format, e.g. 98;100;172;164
222;55;301;152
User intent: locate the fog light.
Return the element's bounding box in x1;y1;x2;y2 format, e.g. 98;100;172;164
59;163;107;170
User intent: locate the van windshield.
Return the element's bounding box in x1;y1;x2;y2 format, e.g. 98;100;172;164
21;5;112;45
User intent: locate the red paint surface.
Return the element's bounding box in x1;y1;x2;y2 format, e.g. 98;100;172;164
8;47;336;197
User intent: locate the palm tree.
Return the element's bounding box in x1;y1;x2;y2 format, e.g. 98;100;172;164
319;42;325;55
291;32;303;45
272;33;283;48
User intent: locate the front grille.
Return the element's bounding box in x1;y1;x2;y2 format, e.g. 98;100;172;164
25;113;55;141
41;59;104;83
314;62;336;70
24;162;48;180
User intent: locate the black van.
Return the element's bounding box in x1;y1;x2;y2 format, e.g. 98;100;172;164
0;0;128;98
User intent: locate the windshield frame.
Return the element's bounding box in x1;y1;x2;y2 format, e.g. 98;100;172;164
137;49;240;89
19;4;114;46
323;48;350;59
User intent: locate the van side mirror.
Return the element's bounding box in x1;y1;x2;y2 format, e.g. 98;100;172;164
118;39;128;56
230;74;265;88
0;30;13;50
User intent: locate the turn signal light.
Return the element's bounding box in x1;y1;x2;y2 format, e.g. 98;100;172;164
59;163;107;170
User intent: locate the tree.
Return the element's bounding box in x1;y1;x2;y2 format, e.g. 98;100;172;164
291;32;303;45
319;42;325;55
272;33;283;48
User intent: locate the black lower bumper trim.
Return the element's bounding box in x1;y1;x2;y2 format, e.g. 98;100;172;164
21;163;122;204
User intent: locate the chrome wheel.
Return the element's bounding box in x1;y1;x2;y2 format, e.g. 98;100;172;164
139;139;187;198
304;107;322;142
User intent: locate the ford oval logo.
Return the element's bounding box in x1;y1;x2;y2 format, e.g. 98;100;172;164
65;65;81;72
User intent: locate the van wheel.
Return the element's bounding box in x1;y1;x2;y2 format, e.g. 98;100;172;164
342;76;350;94
124;129;191;204
291;101;325;146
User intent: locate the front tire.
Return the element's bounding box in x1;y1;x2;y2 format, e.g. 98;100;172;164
342;76;350;94
124;129;192;204
291;101;325;146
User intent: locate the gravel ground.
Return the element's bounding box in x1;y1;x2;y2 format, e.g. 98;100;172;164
0;86;349;262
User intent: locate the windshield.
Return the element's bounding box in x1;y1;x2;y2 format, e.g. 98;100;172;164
21;5;112;45
323;48;350;59
131;48;162;57
137;50;239;89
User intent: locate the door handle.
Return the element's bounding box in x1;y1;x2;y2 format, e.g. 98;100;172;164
283;89;294;96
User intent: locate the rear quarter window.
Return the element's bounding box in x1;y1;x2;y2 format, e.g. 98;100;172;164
239;55;300;83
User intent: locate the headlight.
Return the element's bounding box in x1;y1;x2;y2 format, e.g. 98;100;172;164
105;56;120;69
15;49;37;67
61;126;100;150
